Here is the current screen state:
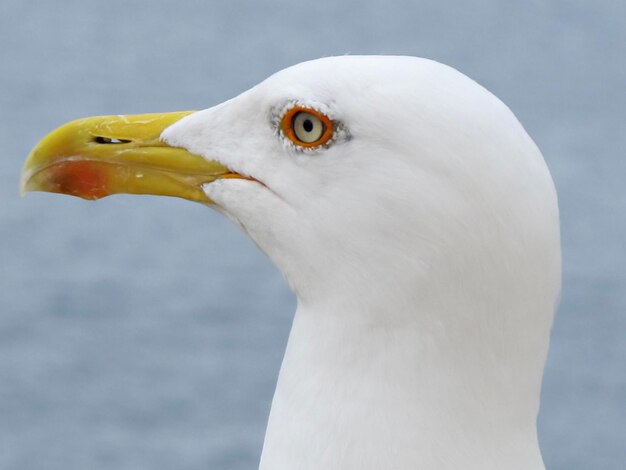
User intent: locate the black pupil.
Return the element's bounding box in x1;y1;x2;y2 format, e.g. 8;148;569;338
302;118;314;132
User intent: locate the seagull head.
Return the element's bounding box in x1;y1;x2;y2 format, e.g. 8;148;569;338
22;56;559;312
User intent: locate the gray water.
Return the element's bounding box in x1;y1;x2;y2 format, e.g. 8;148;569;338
1;1;624;469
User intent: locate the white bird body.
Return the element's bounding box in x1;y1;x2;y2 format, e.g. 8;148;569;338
24;55;561;470
162;56;561;470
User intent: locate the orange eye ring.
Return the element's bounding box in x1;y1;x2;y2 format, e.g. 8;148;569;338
281;106;334;148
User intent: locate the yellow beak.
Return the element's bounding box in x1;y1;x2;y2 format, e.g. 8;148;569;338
21;112;233;203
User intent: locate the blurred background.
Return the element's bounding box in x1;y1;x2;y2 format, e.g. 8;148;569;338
0;1;624;469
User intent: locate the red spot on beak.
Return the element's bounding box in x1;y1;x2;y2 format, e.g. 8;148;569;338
48;161;111;200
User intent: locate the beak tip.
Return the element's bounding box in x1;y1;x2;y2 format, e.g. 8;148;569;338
21;146;40;197
19;171;32;197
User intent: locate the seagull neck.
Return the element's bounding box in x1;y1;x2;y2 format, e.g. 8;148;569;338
259;299;547;470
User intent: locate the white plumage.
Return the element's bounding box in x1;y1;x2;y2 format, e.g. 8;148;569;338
161;56;561;470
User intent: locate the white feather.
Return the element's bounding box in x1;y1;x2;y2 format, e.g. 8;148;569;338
162;56;561;470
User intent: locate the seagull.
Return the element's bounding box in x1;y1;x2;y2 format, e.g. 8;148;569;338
21;56;561;470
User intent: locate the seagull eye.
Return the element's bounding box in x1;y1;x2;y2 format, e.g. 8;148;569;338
293;112;323;143
281;107;333;148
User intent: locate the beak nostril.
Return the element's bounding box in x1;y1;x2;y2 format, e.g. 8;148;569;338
94;136;131;144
